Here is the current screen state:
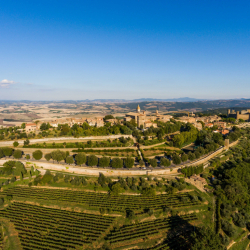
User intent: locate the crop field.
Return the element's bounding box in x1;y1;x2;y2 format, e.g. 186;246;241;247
0;202;115;250
3;187;203;212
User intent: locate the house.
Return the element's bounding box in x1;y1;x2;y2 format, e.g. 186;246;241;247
106;119;119;125
25;123;37;133
50;121;58;128
205;123;214;128
221;129;230;135
86;117;104;127
214;122;227;128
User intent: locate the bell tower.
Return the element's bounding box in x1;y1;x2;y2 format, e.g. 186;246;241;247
137;104;140;113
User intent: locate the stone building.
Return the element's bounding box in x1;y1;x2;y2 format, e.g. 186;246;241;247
48;117;104;128
189;174;207;189
125;105;172;128
214;122;226;128
177;116;196;123
227;109;250;121
196;115;220;123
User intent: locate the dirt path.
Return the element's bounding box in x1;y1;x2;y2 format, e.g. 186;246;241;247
227;241;236;249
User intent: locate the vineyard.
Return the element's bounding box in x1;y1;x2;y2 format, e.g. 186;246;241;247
3;187;203;212
0;202;115;250
106;214;197;248
0;223;3;250
0;201;199;250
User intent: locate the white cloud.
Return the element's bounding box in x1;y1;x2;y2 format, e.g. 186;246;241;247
0;79;16;88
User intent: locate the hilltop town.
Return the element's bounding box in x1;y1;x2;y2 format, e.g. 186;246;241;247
1;100;250;249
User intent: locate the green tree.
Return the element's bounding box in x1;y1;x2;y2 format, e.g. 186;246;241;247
2;147;13;157
126;210;135;220
111;158;123;168
41;170;53;184
13;150;22;159
0;198;4;206
14;161;26;176
124;157;134;168
21;123;26;129
139;160;144;167
66;156;74;164
32;150;43;160
23;139;30;146
188;151;196;161
10;176;16;183
40;123;50;130
110;182;124;195
160;158;170;167
45;153;51;161
149;158;157;168
104;115;115;120
13;141;19;147
99;157;110;167
87;155;98;166
190;227;224;250
181;153;188;162
172;154;181;165
141;187;156;196
51;150;66;163
0;148;4;159
98;173;106;186
172;134;185;147
75;153;86;165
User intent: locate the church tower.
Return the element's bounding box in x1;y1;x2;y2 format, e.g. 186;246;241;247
137;104;140;113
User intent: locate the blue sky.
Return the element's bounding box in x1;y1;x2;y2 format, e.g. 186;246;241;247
0;0;250;100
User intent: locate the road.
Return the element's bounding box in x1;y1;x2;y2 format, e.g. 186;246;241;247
0;140;238;177
0;135;134;147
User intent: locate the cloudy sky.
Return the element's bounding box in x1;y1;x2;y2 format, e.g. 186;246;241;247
1;0;250;100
